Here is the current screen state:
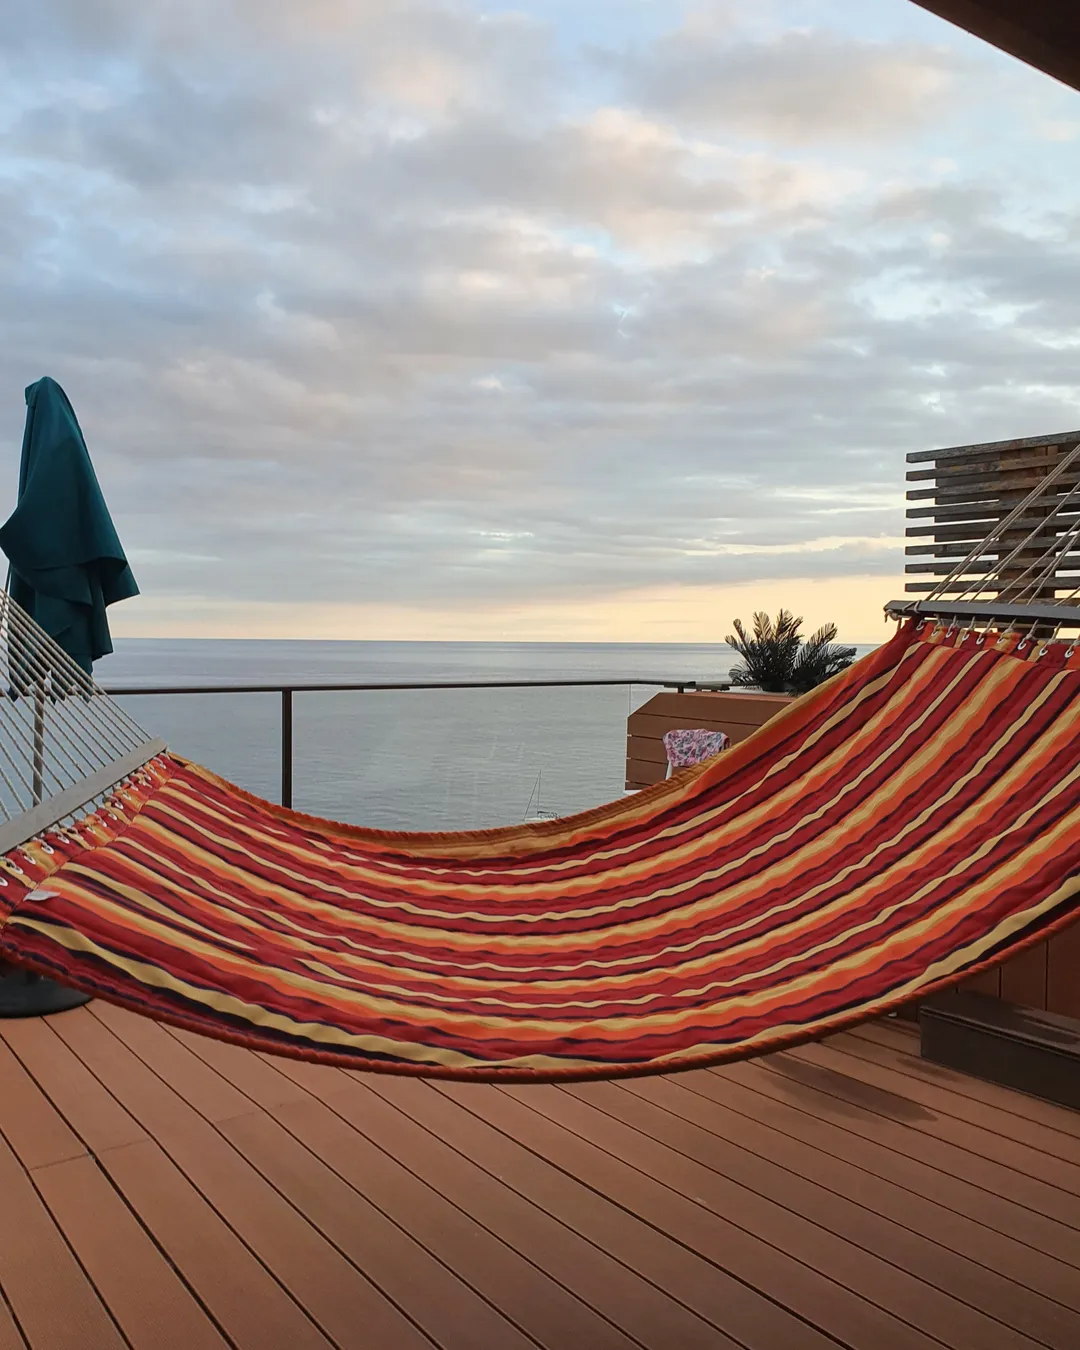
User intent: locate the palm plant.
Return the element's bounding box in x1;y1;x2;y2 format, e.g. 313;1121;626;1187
725;609;857;695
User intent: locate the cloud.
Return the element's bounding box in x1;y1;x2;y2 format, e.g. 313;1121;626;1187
0;0;1077;642
608;27;961;143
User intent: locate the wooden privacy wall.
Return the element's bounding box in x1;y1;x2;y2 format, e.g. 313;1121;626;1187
625;690;790;791
905;430;1080;602
965;932;1080;1021
906;430;1080;1020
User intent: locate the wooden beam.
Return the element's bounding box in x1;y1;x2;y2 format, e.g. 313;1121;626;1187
907;430;1080;466
909;1;1080;93
887;598;1080;625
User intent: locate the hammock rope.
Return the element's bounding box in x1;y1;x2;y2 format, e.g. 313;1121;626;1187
0;591;163;852
2;591;1080;1082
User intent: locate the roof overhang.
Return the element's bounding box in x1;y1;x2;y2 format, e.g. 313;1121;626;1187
910;1;1080;93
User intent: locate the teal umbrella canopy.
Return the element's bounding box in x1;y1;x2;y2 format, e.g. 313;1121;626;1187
0;377;138;674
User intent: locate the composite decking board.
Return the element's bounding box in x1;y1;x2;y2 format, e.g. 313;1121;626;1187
836;1025;1080;1144
419;1078;841;1350
31;1155;231;1350
112;1012;637;1350
718;1058;1080;1237
697;1061;1080;1268
0;1019;148;1155
0;1131;126;1350
442;1081;937;1350
5;1002;1080;1350
167;1026;313;1112
96;1139;336;1350
0;1296;26;1350
598;1077;1080;1344
48;1010;435;1350
513;1084;1046;1350
275;1054;736;1350
621;1072;1080;1316
220;1109;543;1350
817;1032;1080;1162
257;1085;672;1350
90;1002;259;1124
378;1077;836;1350
1;1021;333;1350
783;1041;1080;1193
0;1035;88;1172
265;1062;740;1350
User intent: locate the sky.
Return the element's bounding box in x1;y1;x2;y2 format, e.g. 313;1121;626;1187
2;0;1079;644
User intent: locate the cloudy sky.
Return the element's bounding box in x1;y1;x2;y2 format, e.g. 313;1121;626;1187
2;0;1078;642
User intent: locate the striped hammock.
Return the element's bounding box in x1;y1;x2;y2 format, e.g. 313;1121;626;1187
2;619;1080;1081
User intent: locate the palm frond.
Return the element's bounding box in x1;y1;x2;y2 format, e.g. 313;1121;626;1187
725;610;855;694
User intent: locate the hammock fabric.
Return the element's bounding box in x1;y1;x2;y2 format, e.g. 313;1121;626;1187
2;619;1080;1082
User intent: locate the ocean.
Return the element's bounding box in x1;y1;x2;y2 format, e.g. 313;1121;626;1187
103;640;876;831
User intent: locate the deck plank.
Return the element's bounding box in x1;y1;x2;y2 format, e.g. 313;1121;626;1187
520;1083;1048;1350
687;1063;1080;1264
0;1298;25;1350
0;1036;87;1172
441;1079;934;1350
221;1107;545;1350
766;1044;1080;1205
0;1132;125;1350
99;1139;336;1350
90;1003;258;1123
168;1026;312;1111
114;1015;631;1350
50;1009;434;1350
4;999;1079;1350
32;1155;231;1350
171;1027;689;1350
594;1077;1080;1347
796;1037;1080;1168
270;1063;742;1350
0;1019;146;1155
838;1024;1080;1142
369;1072;835;1350
720;1057;1080;1231
623;1073;1080;1314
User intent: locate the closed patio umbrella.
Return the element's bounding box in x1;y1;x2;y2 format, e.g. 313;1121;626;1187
0;376;138;1015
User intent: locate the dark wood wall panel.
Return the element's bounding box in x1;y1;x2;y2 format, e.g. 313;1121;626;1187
624;692;790;790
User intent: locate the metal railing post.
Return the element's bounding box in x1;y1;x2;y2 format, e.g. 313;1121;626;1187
281;689;293;808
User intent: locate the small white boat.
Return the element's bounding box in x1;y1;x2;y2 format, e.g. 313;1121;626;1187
522;770;558;821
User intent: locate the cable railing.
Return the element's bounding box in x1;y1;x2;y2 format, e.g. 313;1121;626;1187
102;676;732;808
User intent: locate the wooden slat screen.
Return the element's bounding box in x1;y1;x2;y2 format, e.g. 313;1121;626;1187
905;431;1080;601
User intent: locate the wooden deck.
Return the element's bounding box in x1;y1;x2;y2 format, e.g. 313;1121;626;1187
1;1007;1078;1349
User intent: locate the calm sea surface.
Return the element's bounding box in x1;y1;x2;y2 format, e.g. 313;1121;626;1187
103;640;876;831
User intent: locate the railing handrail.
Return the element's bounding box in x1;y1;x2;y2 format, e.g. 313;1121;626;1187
103;678;732;696
100;676;733;808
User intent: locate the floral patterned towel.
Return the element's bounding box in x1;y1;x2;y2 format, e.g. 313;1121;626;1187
662;728;730;770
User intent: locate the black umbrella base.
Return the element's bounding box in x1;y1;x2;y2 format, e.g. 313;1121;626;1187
0;961;91;1018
